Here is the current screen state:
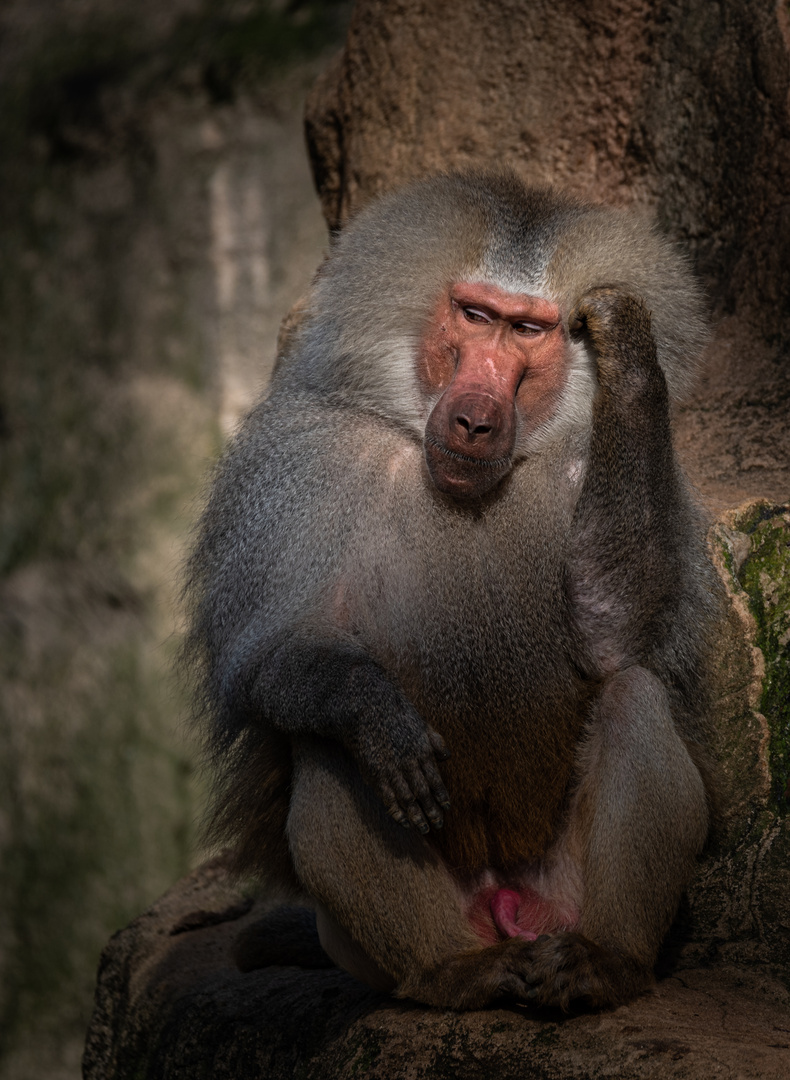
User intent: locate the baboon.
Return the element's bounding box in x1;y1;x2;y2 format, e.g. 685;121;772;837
184;171;717;1010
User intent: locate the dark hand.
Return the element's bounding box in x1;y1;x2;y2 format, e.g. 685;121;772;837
347;712;451;834
570;288;660;393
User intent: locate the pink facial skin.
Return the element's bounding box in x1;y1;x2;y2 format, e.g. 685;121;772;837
420;283;567;499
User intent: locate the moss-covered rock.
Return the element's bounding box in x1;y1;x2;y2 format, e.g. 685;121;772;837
684;503;790;971
726;503;790;806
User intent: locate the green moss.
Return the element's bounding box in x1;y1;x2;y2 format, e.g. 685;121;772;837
719;532;736;579
730;503;790;810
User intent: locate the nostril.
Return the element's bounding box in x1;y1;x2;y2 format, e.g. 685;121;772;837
456;413;492;438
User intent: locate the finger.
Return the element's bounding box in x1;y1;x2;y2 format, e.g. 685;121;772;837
426;727;450;761
403;760;446;829
407;804;430;833
379;780;410;828
421;756;451;811
572;289;618;328
390;770;429;833
387;803;411;828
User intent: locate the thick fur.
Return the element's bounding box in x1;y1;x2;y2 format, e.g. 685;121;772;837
183;171;717;1009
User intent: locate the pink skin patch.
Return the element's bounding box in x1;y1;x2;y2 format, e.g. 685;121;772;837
490;888;539;941
467;884;577;945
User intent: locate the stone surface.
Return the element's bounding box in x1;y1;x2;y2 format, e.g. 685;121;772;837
83;857;790;1080
0;3;349;1077
683;503;790;970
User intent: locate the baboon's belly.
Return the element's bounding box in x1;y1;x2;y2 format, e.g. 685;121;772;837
416;683;586;873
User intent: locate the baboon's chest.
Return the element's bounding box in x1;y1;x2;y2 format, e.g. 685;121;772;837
348;451;585;870
376;558;585;872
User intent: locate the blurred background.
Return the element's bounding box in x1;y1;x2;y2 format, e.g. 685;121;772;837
0;2;351;1077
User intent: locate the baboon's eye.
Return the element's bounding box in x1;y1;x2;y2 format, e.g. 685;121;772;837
462;306;491;324
512;321;543;335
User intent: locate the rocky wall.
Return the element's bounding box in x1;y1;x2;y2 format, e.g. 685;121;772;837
0;3;349;1077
